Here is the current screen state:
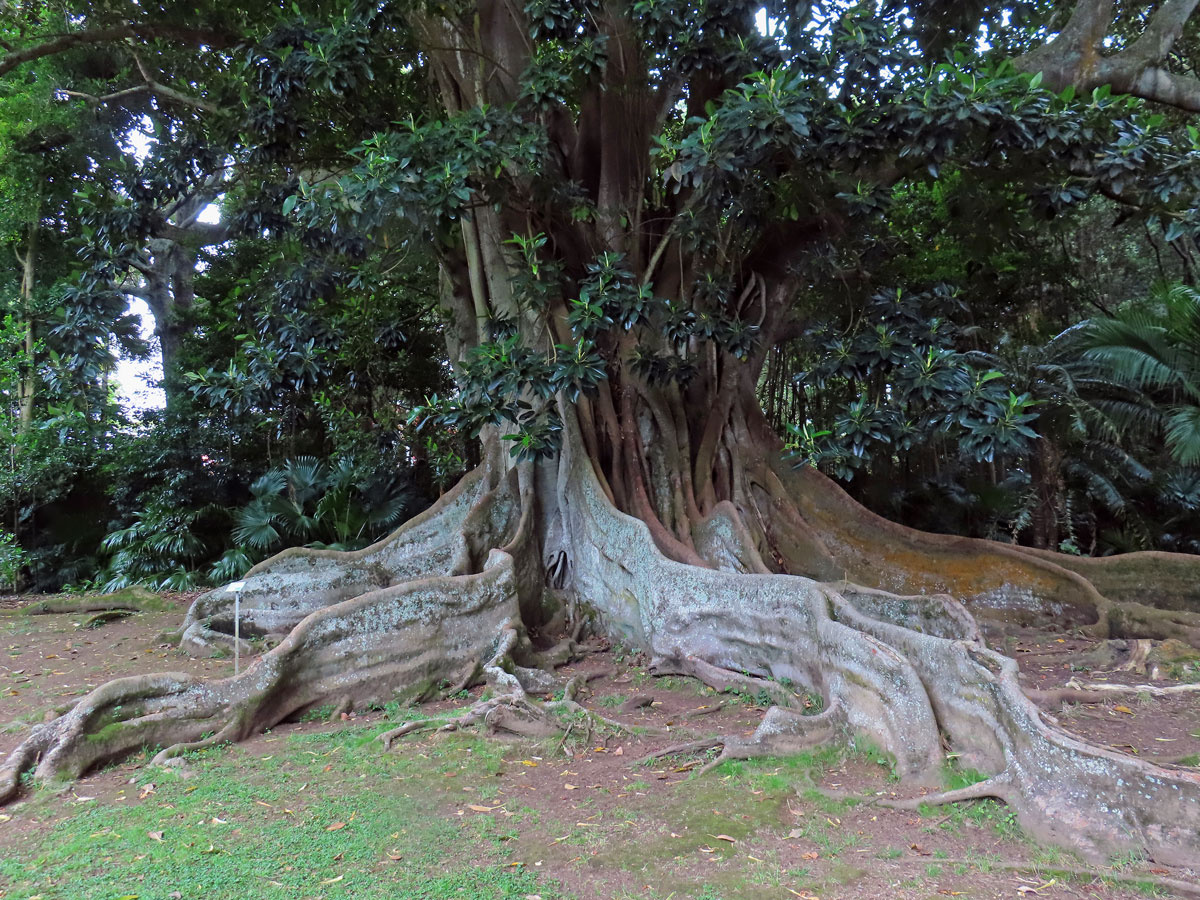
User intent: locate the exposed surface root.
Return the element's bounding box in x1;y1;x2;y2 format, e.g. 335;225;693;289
636;706;841;775
1023;686;1113;705
176;468;494;658
874;778;1012;810
1062;678;1200;697
2;587;162;618
83;610;136;628
377;631;641;754
884;857;1200;900
5;409;1200;871
559;415;1200;865
649;655;798;708
0;471;529;803
378;718;442;749
1118;639;1153;673
636;737;726;767
771;454;1200;647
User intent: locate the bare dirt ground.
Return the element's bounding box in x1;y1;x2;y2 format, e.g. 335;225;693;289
0;594;1197;900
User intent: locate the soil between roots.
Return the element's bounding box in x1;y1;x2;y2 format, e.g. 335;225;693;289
1;596;1198;899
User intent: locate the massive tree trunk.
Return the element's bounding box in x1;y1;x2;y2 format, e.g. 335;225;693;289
5;389;1200;866
6;0;1200;871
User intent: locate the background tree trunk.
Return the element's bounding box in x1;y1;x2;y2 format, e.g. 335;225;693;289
16;199;39;434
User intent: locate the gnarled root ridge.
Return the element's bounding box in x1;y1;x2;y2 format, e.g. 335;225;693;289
771;456;1200;647
557;419;1200;866
0;558;523;802
176;467;496;657
0;467;538;804
1;587;164;622
379;648;637;752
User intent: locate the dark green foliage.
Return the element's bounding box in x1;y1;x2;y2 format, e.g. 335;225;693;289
98;452;422;590
1086;283;1200;465
3;0;1200;583
218;454;418;568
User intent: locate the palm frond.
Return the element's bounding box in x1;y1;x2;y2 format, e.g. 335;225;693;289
1165;405;1200;466
232;502;283;550
249;470;288;499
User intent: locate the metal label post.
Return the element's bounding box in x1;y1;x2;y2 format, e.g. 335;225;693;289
227;581;246;674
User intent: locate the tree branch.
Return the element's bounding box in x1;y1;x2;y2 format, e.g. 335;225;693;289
1110;61;1200;111
156;220;229;246
129;51;224;114
0;24;233;77
1014;0;1200;112
1128;0;1200;62
114;281;152;301
60;85;150;105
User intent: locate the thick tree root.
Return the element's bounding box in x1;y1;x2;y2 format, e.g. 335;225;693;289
1061;678;1200;697
0;469;535;804
1023;687;1114;705
557;417;1200;865
176;468;496;658
1;587;163;619
770;455;1200;647
0;559;520;802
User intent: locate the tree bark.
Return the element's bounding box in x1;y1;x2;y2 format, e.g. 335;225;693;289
1016;0;1200;112
134;187;223;410
16;199;39;434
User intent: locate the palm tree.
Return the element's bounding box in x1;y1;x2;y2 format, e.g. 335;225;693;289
1085;282;1200;465
965;325;1155;551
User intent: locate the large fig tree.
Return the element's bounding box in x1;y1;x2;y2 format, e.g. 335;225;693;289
5;0;1200;865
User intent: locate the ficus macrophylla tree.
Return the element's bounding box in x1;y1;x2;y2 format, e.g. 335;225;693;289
4;0;1200;864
